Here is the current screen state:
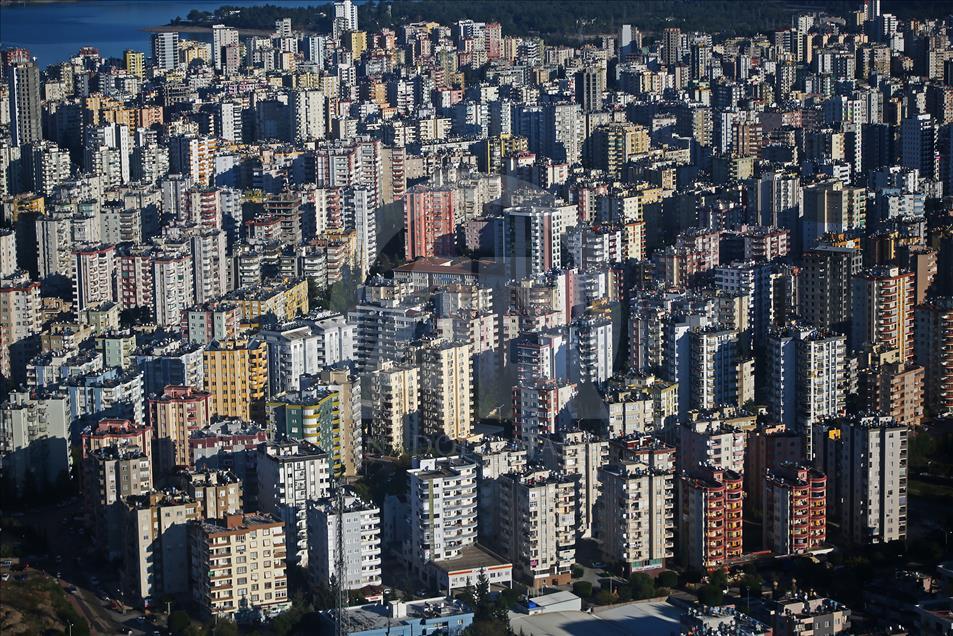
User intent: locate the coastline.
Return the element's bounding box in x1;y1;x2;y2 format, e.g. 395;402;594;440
143;23;318;37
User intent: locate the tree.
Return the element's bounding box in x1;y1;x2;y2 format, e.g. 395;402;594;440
465;572;511;633
709;568;729;590
656;570;679;589
628;572;656;600
167;610;191;635
572;581;593;598
593;589;617;605
739;572;763;600
210;621;239;636
697;584;725;607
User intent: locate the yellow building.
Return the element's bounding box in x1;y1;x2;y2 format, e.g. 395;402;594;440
203;339;269;422
592;122;650;178
344;30;368;59
178;40;210;66
483;133;529;173
124;49;144;78
7;193;45;222
226;278;309;327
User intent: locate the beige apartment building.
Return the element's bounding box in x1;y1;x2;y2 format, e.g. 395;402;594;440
189;513;290;618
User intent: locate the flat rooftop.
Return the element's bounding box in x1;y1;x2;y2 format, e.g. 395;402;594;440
509;599;681;636
433;544;510;573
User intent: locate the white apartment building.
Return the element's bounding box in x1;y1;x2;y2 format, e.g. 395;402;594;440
767;326;846;438
349;284;432;372
541;429;609;539
261;323;323;395
0;388;72;494
569;311;614;385
0;229;16;277
73;243;116;312
407;456;478;575
36;212;74;279
121;491;201;606
813;415;908;545
152;251;194;327
498;467;577;591
307;488;382;592
462;438;528;542
679;415;747;475
596;453;675;573
690;327;739;410
211;24;239;71
256;441;332;567
290;88;327;142
310;312;355;367
189;228;227;304
513;378;575;458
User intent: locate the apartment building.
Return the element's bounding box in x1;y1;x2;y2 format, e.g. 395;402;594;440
813;415;908;545
462;438;528;543
541;429;609;539
189;513;290;618
420;339;473;441
915;296;953;418
73;243;117;313
851;266;915;362
596;453;675;574
767;325;847;437
83;444;153;559
744;424;803;520
513;378;575;458
769;597;851;636
763;463;827;556
407;456;478;578
178;469;243;519
121;490;202;607
203;338;269;422
498;467;576;590
307;487;382;592
81;418;153;462
678;464;744;570
367;361;421;456
256;441;331;567
0;274;41;382
148;385;213;477
690;328;740;410
798;244;862;334
404;184;456;260
679;415;747;475
0;388;72;495
268;380;361;479
858;360;925;428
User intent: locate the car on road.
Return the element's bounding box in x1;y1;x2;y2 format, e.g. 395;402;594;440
1;573;10;581
592;561;606;569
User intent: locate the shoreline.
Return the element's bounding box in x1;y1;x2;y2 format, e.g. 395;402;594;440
144;23;321;37
144;24;276;37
